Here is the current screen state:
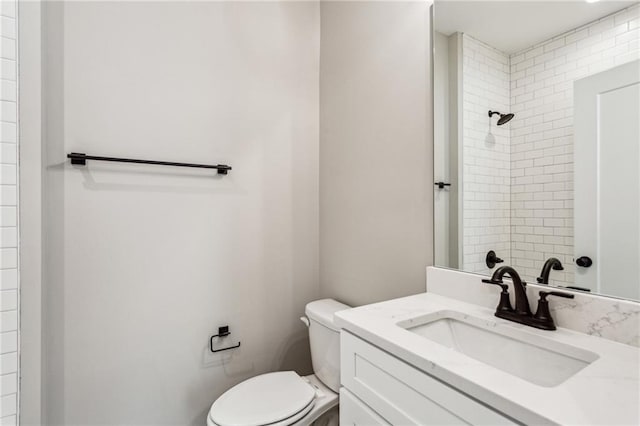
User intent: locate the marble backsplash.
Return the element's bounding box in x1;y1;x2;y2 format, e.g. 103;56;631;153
426;267;640;347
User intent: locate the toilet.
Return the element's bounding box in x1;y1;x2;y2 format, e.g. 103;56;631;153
207;299;350;426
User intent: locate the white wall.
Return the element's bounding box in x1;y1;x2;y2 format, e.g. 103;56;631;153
319;1;433;306
42;2;320;425
434;31;462;270
434;31;450;267
18;0;43;424
0;1;19;424
27;2;435;423
509;4;639;286
461;34;511;275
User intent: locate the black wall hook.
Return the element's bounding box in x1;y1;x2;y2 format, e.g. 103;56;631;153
575;256;593;268
210;326;241;353
485;250;504;268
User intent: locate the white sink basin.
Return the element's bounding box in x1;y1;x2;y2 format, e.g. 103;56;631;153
397;310;599;387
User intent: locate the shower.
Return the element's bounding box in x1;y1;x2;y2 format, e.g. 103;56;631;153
488;110;515;125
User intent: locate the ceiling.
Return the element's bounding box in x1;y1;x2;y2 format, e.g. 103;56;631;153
434;1;638;54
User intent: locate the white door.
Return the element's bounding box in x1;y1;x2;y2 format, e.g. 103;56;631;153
574;60;640;300
434;32;451;267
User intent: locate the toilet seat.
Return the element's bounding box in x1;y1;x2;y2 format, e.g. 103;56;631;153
208;371;316;426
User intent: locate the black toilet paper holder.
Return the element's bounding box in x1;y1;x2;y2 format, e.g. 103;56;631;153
210;326;241;353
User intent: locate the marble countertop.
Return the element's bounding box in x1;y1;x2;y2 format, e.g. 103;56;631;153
335;293;640;425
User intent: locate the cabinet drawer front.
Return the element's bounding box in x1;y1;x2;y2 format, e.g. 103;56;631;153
340;388;390;425
341;331;516;426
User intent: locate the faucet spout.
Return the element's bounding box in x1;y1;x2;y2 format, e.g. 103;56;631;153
536;258;564;284
490;266;531;316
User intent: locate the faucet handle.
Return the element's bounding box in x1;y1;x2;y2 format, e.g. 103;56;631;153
538;290;575;300
533;290;575;330
482;278;506;290
482;279;513;313
483;278;526;289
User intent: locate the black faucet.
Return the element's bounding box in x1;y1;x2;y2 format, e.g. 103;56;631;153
537;258;592;292
483;266;531;316
537;257;563;284
483;266;575;330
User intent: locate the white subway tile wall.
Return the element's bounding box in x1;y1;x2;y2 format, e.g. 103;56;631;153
0;1;17;424
462;34;511;275
461;4;639;285
510;4;639;287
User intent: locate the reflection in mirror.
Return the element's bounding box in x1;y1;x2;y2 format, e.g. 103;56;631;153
433;1;640;301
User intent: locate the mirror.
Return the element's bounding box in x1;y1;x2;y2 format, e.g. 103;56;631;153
433;1;640;301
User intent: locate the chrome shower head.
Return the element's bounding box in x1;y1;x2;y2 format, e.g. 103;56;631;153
488;110;515;126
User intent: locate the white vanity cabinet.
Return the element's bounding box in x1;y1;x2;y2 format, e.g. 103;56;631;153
339;331;517;425
340;388;390;425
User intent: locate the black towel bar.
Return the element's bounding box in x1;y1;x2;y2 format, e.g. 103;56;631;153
67;152;232;175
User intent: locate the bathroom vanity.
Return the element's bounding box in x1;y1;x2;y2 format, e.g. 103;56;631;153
410;2;640;421
335;269;640;425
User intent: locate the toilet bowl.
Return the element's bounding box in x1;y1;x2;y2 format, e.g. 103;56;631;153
206;372;338;426
207;299;350;426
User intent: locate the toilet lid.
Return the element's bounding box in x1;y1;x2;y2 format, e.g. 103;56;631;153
209;371;316;426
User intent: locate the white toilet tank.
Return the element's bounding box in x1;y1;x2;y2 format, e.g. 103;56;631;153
304;299;350;393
